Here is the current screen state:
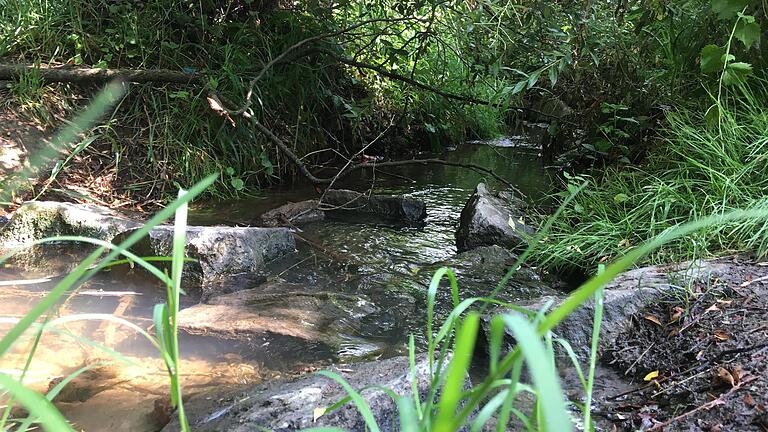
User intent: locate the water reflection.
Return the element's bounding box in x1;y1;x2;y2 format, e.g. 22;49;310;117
1;139;554;431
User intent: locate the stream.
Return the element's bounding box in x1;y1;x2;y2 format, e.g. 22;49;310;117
0;134;578;431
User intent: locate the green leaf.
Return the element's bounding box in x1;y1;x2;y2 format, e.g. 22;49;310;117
527;70;541;89
700;44;725;73
548;66;558;87
613;193;630;203
735;21;760;49
260;150;274;176
230;177;245;191
723;62;753;85
711;0;750;19
738;11;756;22
512;79;527;95
728;61;753;72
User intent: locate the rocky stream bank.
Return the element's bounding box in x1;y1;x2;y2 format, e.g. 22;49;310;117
2;182;767;431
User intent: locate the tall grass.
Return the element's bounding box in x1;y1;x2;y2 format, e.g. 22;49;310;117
537;85;768;271
0;0;517;200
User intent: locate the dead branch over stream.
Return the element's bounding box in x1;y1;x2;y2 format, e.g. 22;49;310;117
242;104;522;193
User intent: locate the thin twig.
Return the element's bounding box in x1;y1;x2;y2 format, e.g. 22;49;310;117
647;376;758;431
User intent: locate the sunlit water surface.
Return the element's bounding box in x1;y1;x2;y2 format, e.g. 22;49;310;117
1;139;556;431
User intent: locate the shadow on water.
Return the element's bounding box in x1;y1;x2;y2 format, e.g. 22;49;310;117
1;138;556;431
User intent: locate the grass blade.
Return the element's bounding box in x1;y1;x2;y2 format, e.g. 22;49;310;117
435;312;480;431
316;370;381;432
0;374;74;432
501;314;572;432
583;282;605;430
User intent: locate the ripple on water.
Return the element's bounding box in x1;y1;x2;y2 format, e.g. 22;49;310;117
1;137;554;431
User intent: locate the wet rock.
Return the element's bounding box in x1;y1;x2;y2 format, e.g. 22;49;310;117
0;201;141;247
116;226;295;300
177;282;386;360
321;189;426;226
259;190;427;227
482;260;727;360
261;200;325;227
456;183;535;253
428;245;558;302
162;354;439;432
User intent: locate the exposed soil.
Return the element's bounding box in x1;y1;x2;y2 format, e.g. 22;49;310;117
0;105;161;213
600;257;768;431
0;110;49;179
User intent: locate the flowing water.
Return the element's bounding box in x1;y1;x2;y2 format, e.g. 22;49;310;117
0;137;557;431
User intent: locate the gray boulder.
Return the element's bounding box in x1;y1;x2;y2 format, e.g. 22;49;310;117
116;226;296;300
0;201;141;247
456;183;535;253
162;354;440;432
482;260;728;360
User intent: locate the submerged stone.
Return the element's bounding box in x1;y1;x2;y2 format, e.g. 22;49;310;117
176;281;385;360
456;183;535;253
261;200;325;227
116;226;296;300
260;189;427;228
162;354;439;432
428;245;558;302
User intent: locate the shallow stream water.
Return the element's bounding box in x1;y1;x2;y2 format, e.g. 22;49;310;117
0;136;559;431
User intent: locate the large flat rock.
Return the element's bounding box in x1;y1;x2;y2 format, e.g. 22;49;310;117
482;260;730;360
0;202;296;299
117;226;296;300
176;282;386;360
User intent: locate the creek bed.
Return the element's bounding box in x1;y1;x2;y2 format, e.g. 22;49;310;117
0;138;555;431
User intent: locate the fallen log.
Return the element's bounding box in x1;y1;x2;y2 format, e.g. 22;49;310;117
0;64;202;84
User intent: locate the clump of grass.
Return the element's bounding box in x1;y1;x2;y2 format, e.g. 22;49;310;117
537;85;768;272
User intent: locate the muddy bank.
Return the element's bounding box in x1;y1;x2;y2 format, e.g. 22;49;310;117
597;257;768;431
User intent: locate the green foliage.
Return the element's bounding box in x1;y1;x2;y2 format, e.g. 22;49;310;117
538;85;768;271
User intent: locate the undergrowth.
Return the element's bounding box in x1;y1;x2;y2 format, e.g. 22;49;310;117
538;84;768;272
0;0;517;202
